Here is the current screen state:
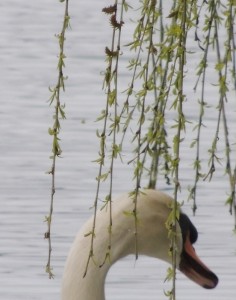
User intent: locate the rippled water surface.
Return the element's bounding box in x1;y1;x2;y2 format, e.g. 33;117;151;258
0;1;236;299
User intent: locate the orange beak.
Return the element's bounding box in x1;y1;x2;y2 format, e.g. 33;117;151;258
179;232;218;289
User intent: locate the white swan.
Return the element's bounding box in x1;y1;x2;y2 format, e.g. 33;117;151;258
61;189;218;300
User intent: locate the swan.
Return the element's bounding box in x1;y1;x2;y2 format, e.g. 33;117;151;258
61;189;218;300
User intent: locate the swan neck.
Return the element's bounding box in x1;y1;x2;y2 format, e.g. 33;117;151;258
61;225;123;300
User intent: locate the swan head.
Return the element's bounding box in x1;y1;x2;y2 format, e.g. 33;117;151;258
118;189;218;289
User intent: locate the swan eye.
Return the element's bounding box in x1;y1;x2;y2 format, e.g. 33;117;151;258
189;225;198;244
179;213;198;244
188;219;198;244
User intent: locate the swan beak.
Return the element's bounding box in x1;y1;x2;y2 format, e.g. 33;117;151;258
179;234;218;289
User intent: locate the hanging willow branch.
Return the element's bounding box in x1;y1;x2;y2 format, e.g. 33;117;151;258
83;0;127;277
158;0;190;298
87;0;235;296
45;0;70;279
189;0;219;215
188;0;236;224
213;3;236;228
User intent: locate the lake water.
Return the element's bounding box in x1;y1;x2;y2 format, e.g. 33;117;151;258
0;1;235;299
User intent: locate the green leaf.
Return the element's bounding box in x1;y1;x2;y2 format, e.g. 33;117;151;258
215;62;224;71
48;128;55;136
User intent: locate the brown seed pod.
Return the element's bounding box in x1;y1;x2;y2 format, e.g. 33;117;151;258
110;14;124;29
102;4;117;15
